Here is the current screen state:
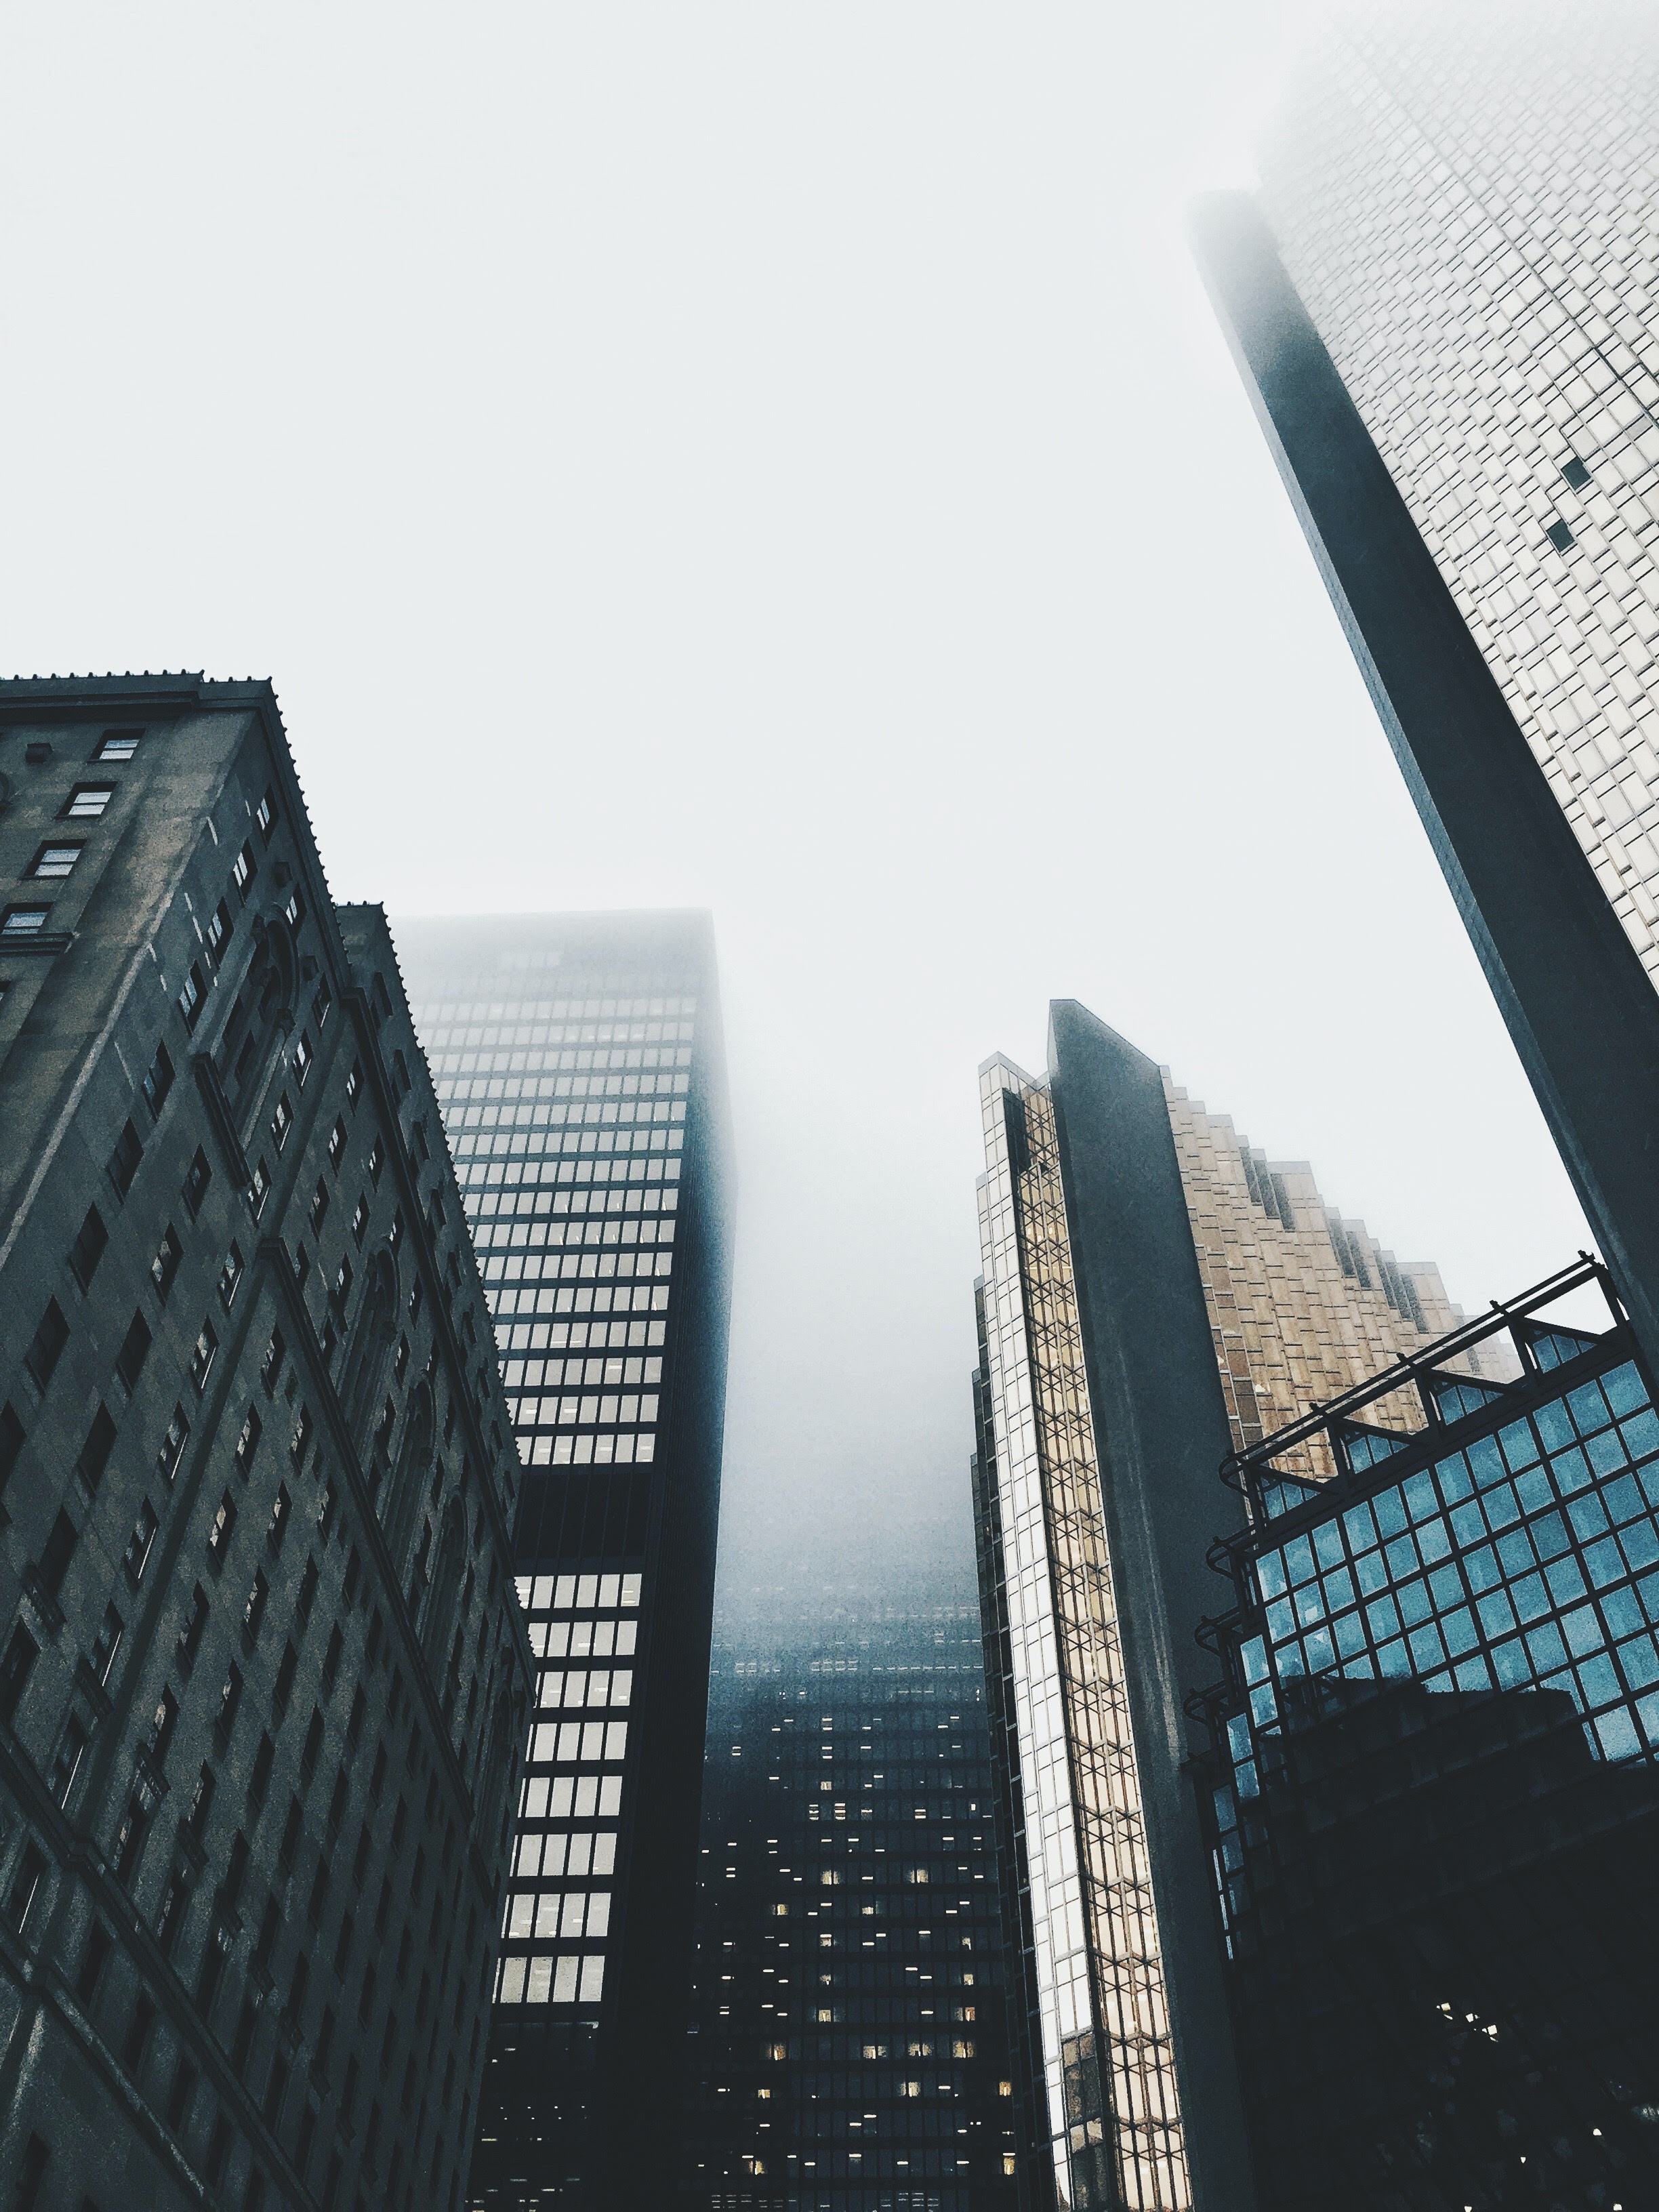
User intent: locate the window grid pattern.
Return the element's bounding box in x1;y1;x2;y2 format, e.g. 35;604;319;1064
1259;8;1659;983
975;1060;1189;2212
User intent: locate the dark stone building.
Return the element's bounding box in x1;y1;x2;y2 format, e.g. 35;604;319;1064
1199;1258;1659;2206
399;913;735;2210
0;675;533;2212
679;1587;1020;2210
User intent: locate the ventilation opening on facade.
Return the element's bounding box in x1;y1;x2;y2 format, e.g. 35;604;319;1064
1561;456;1592;491
1545;518;1576;552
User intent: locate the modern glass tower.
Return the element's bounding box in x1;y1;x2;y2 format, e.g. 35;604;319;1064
971;1001;1499;2212
1189;2;1659;1374
1197;1258;1659;2205
680;1584;1019;2209
398;914;735;2211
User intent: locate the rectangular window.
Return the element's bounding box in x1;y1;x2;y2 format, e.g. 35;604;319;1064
232;840;258;903
293;1033;313;1088
271;1094;293;1151
351;1195;370;1246
367;1136;384;1185
218;1242;245;1309
189;1322;218;1394
25;1298;70;1392
183;1146;212;1218
248;1158;272;1220
124;1500;159;1582
345;1063;361;1108
91;1605;123;1685
116;1311;152;1392
234;1404;262;1475
309;1176;330;1234
178;963;207;1033
207;1490;237;1563
205;899;233;968
157;1404;190;1484
1;905;52;939
40;1516;81;1604
64;783;115;818
284;889;305;932
68;1204;109;1290
257;788;278;842
0;1404;24;1496
108;1119;144;1200
30;843;83;879
51;1715;89;1806
97;728;142;762
142;1041;175;1120
328;1115;348;1168
312;976;332;1028
0;1624;39;1721
5;1843;47;1931
150;1224;183;1302
332;1257;353;1310
261;1327;286;1394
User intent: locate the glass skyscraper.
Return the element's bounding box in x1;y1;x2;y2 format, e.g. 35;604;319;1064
398;912;735;2210
1191;1;1659;1371
971;1001;1496;2212
1197;1258;1659;2205
679;1586;1019;2209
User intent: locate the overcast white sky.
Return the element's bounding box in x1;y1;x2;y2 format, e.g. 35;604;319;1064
1;2;1589;1602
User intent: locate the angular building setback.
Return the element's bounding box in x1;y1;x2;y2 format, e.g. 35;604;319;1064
1189;2;1659;1372
970;1002;1498;2211
1197;1260;1659;2205
679;1589;1020;2209
399;913;735;2210
0;676;533;2212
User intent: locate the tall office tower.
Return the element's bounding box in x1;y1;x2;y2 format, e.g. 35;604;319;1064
971;1000;1497;2212
1190;3;1659;1370
1197;1259;1659;2206
398;913;735;2210
0;676;531;2212
679;1587;1019;2209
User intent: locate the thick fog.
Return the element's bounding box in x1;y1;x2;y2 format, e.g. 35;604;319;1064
1;3;1589;1610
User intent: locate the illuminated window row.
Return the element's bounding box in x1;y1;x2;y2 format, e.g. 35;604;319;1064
520;1431;656;1467
505;1890;612;1941
514;1830;616;1880
516;1570;642;1612
528;1719;630;1764
497;1953;606;2006
521;1774;623;1820
537;1666;632;1710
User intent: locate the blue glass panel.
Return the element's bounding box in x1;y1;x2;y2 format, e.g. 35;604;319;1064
1605;1361;1647;1418
1409;1622;1446;1670
1639;1691;1659;1746
1601;1472;1643;1524
1453;1655;1494;1691
1497;1419;1538;1473
1212;1784;1236;1830
1621;1407;1659;1459
1525;1620;1569;1672
1583;1540;1625;1591
1385;1534;1418;1580
1341;1500;1378;1554
1305;1626;1336;1672
1595;1705;1642;1761
1544;1555;1589;1606
1334;1610;1366;1660
1227;1713;1252;1761
1376;1637;1412;1679
1568;1378;1612;1437
1621;1519;1659;1573
1492;1637;1530;1688
1602;1587;1644;1640
1485;1483;1523;1532
1366;1596;1401;1642
1248;1683;1277;1727
1313;1520;1344;1572
1322;1567;1356;1613
1450;1499;1486;1548
1529;1510;1570;1562
1562;1604;1605;1658
1397;1579;1433;1630
1513;1574;1553;1624
1467;1435;1506;1489
1641;1464;1659;1511
1276;1644;1305;1679
1428;1563;1463;1611
1356;1549;1390;1597
1436;1452;1474;1504
1374;1488;1409;1539
1417;1517;1453;1566
1568;1490;1612;1540
1515;1465;1554;1515
1495;1528;1536;1578
1535;1398;1575;1453
1284;1535;1315;1586
1589;1429;1631;1477
1477;1589;1518;1638
1234;1759;1260;1800
1403;1470;1437;1523
1265;1599;1295;1641
1640;1570;1659;1624
1578;1651;1621;1706
1294;1583;1326;1628
1241;1637;1269;1685
1552;1446;1592;1496
1422;1668;1453;1692
1618;1634;1659;1692
1256;1551;1287;1601
1441;1607;1479;1658
1464;1544;1501;1595
1340;1654;1377;1680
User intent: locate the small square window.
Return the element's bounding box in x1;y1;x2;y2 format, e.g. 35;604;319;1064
271;1094;294;1152
218;1242;245;1309
232;841;258;904
284;888;306;932
345;1063;362;1108
1546;518;1576;553
205;899;233;968
30;844;83;879
150;1223;184;1302
189;1322;219;1395
1;906;52;939
249;1158;272;1220
351;1195;371;1246
142;1040;175;1121
312;976;333;1029
182;1146;213;1219
1561;456;1592;491
178;962;207;1033
257;788;278;842
64;784;115;820
293;1033;314;1087
96;729;142;762
328;1116;348;1170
